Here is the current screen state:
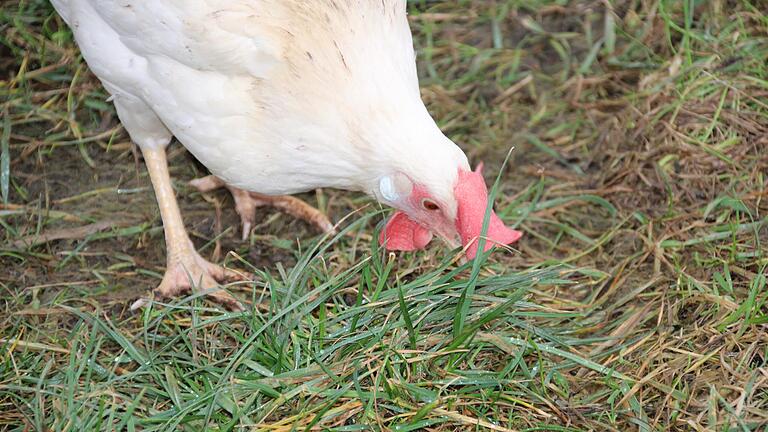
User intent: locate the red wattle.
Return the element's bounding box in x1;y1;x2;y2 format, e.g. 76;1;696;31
380;211;433;251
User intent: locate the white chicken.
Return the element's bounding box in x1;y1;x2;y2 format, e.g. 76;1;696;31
51;0;522;309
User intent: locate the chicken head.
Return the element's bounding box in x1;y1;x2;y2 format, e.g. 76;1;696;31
379;164;522;258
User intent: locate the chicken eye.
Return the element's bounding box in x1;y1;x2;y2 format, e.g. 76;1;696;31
422;199;440;211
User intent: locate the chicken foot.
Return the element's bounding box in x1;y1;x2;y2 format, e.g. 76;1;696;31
189;175;335;241
130;148;246;311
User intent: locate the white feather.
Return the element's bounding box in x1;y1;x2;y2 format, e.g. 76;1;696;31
51;0;469;211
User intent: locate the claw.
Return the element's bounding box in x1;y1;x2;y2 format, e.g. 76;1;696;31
131;247;249;311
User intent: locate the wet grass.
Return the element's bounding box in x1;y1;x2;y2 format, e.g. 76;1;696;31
2;0;768;430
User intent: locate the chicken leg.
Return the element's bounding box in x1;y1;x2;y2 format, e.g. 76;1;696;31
130;148;245;311
189;175;335;240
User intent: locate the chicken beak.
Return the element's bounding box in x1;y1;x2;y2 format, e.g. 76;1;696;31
432;224;461;249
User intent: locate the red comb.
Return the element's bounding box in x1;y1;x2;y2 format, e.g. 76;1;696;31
455;165;522;258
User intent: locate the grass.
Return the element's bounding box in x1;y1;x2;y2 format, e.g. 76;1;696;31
1;0;768;430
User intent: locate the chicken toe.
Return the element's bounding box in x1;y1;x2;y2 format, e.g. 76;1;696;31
131;245;245;311
189;175;335;240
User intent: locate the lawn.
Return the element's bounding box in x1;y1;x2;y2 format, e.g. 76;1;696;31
1;0;767;430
